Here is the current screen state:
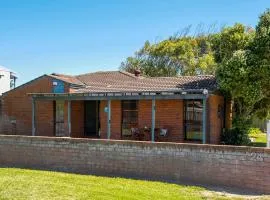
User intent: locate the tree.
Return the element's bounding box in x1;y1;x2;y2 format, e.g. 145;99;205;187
217;9;270;136
214;24;256;120
211;23;254;63
120;23;254;77
212;24;255;130
120;36;217;77
217;50;263;123
248;9;270;119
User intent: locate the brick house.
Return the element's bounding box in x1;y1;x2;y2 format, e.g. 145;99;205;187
0;71;232;144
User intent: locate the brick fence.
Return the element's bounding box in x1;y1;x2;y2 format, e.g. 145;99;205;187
0;135;269;194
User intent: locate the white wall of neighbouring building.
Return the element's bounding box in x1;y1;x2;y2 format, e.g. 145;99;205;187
0;66;17;95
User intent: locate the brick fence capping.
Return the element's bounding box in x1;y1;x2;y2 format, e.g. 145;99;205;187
0;135;269;194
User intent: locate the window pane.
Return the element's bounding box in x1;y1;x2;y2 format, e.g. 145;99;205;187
122;100;137;110
186;124;202;140
184;100;203;141
122;100;138;136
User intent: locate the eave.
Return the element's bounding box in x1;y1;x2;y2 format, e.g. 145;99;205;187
28;89;210;101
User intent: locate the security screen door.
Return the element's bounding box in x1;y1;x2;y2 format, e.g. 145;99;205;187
54;100;65;137
84;101;99;137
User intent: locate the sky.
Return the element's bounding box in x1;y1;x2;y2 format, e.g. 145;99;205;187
0;0;269;85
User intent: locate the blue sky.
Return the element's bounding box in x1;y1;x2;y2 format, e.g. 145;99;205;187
0;0;269;85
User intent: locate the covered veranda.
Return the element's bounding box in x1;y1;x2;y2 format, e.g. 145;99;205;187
29;89;209;143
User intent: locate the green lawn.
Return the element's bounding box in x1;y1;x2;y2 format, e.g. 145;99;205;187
248;132;267;147
1;168;266;200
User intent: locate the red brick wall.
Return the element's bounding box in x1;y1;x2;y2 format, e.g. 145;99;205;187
99;100;121;140
35;100;54;136
208;95;225;144
110;100;122;140
138;100;152;139
156;100;184;142
0;75;72;137
0;135;269;194
71;101;84;138
1;76;55;136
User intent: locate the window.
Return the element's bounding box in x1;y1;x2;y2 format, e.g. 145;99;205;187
184;100;203;141
10;77;16;89
53;80;65;93
122;100;138;136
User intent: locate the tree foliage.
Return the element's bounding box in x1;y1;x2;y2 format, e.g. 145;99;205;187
248;9;270;119
120;23;255;78
214;9;270;145
211;23;254;63
120;35;217;76
216;50;263;128
217;9;270;126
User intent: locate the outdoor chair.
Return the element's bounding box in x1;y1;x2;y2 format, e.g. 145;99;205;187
160;128;168;137
155;128;169;142
131;127;142;140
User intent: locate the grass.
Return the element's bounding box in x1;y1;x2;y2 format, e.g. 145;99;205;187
0;168;267;200
248;131;267;147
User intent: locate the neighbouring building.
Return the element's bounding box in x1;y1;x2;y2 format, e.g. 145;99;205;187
0;66;17;95
0;70;232;144
0;66;17;125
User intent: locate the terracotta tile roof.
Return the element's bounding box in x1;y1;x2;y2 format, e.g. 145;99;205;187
48;71;217;93
74;71;217;93
75;71;138;86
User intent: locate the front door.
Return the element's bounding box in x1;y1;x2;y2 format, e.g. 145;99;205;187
84;101;99;137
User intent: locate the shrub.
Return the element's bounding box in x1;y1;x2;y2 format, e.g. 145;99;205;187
221;128;251;145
